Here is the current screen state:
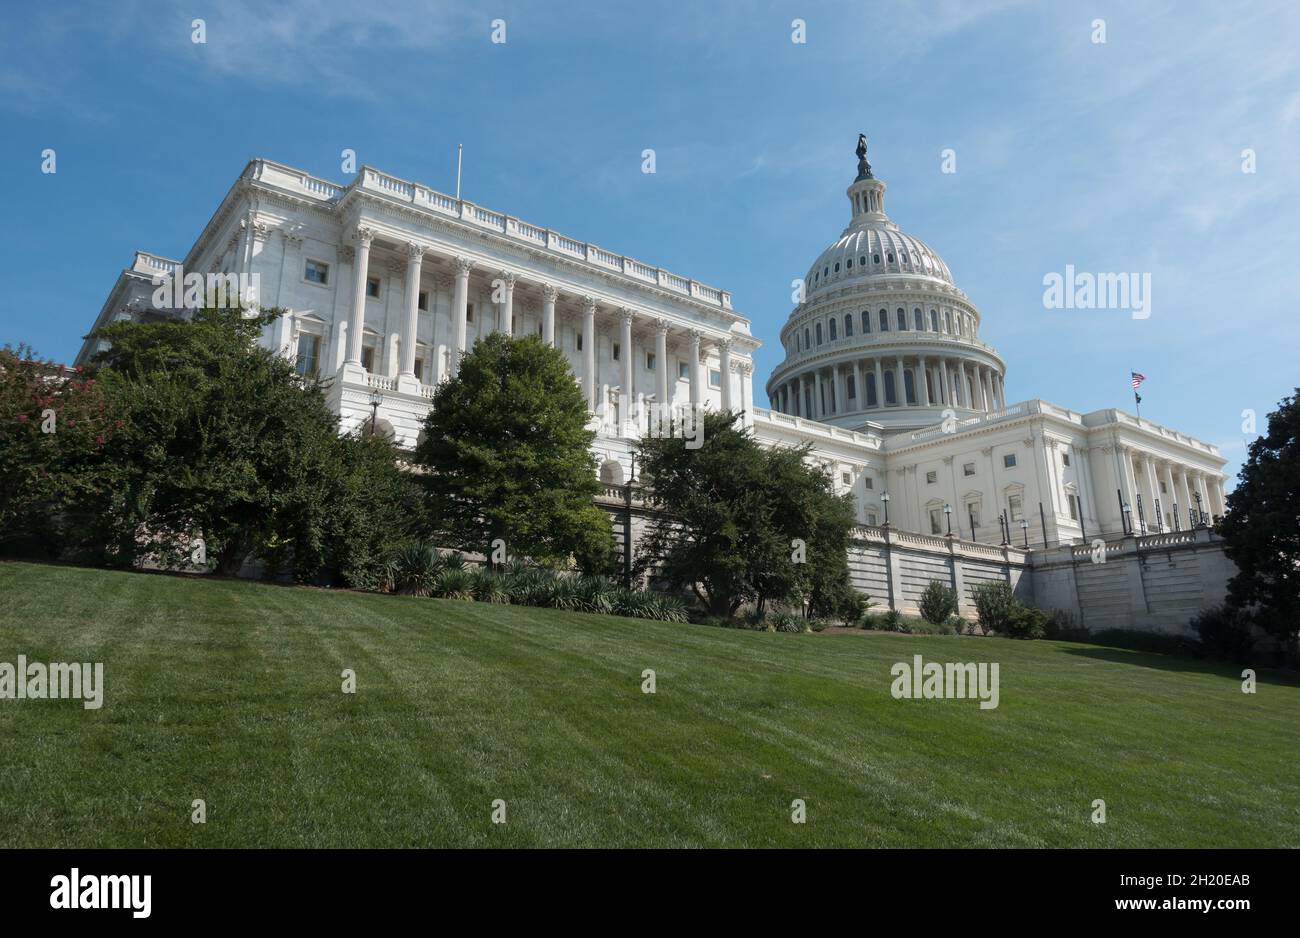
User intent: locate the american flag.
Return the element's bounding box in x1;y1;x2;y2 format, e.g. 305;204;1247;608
1131;371;1146;390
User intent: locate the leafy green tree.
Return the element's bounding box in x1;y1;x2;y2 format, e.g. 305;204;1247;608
414;333;614;571
918;579;959;625
636;411;859;619
0;345;121;558
1219;390;1300;641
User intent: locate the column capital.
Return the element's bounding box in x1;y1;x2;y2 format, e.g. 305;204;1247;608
582;295;597;314
541;283;559;302
717;336;733;351
498;269;518;287
619;307;635;325
454;255;474;276
406;242;426;260
687;328;702;345
353;226;376;248
655;318;671;336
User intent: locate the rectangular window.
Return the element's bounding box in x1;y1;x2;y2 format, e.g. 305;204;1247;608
413;356;425;383
1004;453;1017;468
576;333;583;352
612;342;621;362
863;476;873;490
418;290;429;311
678;361;690;380
926;470;937;484
1008;494;1023;522
366;277;381;299
646;352;656;371
1068;494;1079;520
963;462;975;476
295;333;320;377
841;471;851;485
866;512;878;526
967;503;981;528
304;259;330;285
1159;481;1167;494
709;369;721;389
361;344;376;373
466;302;474;323
847;375;856;399
929;508;943;535
1062;452;1071;467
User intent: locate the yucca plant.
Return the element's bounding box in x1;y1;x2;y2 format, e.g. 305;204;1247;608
434;567;475;601
647;592;688;623
390;543;443;597
575;575;616;615
548;574;583;611
470;568;510;604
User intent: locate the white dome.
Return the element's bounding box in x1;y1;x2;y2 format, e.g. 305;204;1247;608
805;224;953;294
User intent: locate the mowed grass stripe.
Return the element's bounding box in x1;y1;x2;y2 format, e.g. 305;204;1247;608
0;561;1297;847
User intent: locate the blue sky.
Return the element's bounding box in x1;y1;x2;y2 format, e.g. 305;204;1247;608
3;0;1298;482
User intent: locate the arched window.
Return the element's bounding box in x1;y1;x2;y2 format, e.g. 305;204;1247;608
804;327;810;348
884;370;898;405
815;323;823;345
844;313;853;336
862;311;871;333
829;318;837;340
904;369;916;404
795;332;800;352
900;252;909;265
846;257;852;268
896;308;907;330
887;252;895;263
914;307;923;330
879;309;889;331
945;311;952;333
873;253;881;264
860;255;867;266
834;262;840;273
930;309;939;331
865;373;878;406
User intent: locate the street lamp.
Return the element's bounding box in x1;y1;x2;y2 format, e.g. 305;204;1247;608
1193;491;1205;527
1020;518;1029;548
880;491;891;526
943;502;953;537
368;389;384;437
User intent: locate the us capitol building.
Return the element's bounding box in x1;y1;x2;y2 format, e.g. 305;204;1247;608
79;137;1228;550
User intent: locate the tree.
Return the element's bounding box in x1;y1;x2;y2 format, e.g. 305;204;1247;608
1219;389;1300;642
636;411;859;619
413;333;614;571
918;579;958;625
0;345;122;558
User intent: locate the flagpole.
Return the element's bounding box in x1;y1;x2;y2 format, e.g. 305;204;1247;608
1132;368;1141;418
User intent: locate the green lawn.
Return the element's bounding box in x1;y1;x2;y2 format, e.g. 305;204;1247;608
1;560;1297;848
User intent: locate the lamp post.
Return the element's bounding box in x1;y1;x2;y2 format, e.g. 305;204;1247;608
1121;502;1132;535
880;491;891;527
1193;491;1205;527
368;389;384;437
623;453;637;591
1020;518;1029;549
943;502;953;537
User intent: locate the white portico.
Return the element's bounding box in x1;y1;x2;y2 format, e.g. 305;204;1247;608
80;159;759;458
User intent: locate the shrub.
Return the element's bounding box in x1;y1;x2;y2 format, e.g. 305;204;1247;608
972;582;1017;634
1192;605;1257;663
574;575;615;615
470;569;510;604
1044;609;1089;642
1000;605;1049;640
881;609;905;632
433;567;475;601
951;616;970;636
772;611;804;633
918;580;958;625
390;543;443;597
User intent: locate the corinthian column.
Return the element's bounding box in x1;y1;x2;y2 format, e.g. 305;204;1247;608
687;330;702;406
345;226;375;368
655;320;669;407
619;308;634;430
541;284;557;347
583;297;597;412
452;256;473;374
917;355;930;406
398;243;425;391
718;338;733;411
497;270;515;336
